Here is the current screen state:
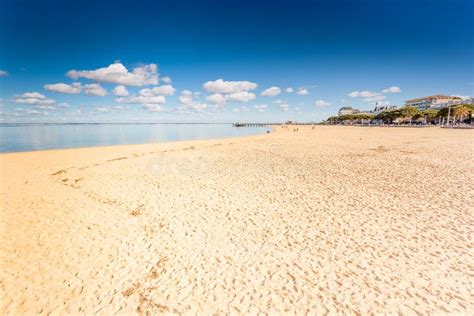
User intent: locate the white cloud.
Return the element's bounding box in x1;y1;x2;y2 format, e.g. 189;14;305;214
363;95;386;102
226;91;256;102
44;82;82;94
254;104;268;112
207;91;256;104
115;85;174;106
143;104;163;112
348;91;359;98
261;86;281;97
161;76;172;84
142;84;175;96
26;109;48;115
113;85;129;96
37;105;56;110
95;105;127;113
203;79;257;94
286;87;294;93
206;93;227;105
0;70;8;77
178;90;208;112
14;92;56;106
67;62;158;86
12;107;49;116
19;92;45;99
84;84;107;96
231;106;251;113
279;103;289;111
116;94;166;105
203;79;257;106
188;103;208;111
315;100;330;108
95;106;111;113
179;90;194;105
297;88;309;95
382;86;401;93
348;90;379;98
359;91;378;97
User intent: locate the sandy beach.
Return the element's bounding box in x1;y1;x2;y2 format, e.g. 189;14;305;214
1;125;473;314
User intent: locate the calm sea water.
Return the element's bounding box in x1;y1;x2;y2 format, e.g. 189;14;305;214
0;123;269;153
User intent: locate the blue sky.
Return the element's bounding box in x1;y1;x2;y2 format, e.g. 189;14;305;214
0;0;473;123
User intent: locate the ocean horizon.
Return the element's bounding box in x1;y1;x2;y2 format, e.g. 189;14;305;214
0;123;269;153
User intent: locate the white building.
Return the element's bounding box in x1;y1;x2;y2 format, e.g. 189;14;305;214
405;95;462;110
338;107;359;116
372;104;397;114
462;98;474;105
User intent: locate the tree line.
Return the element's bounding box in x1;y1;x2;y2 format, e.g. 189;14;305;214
326;104;473;125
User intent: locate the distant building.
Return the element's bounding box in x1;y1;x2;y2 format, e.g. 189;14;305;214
372;104;397;114
338;107;358;116
463;98;474;105
405;95;462;110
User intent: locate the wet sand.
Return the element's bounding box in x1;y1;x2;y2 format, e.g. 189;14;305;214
1;126;473;314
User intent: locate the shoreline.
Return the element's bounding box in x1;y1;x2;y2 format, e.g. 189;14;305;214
1;125;473;314
0;125;273;155
3;123;472;155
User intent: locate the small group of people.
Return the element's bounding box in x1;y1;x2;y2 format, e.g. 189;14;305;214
280;125;316;131
279;125;318;131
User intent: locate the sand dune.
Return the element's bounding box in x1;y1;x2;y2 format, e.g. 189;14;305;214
1;126;473;314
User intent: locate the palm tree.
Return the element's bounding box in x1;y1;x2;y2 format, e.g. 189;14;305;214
453;106;470;124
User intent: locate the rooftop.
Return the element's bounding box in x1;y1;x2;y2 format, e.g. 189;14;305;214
405;95;462;102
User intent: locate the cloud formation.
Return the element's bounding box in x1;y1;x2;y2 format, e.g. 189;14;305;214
44;82;82;94
348;90;379;98
178;90;208;112
203;79;257;94
161;76;172;84
382;86;401;93
95;105;127;113
206;92;256;104
115;85;174;107
14;92;56;105
140;84;175;96
254;104;268;112
286;87;294;93
261;86;281;97
67;62;158;86
315;100;330;108
202;79;257;106
363;95;386;102
84;84;107;96
113;85;129;96
279;103;289;111
0;70;8;77
297;88;309;95
206;93;227;105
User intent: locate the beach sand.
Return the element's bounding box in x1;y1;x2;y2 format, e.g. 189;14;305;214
1;126;473;314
